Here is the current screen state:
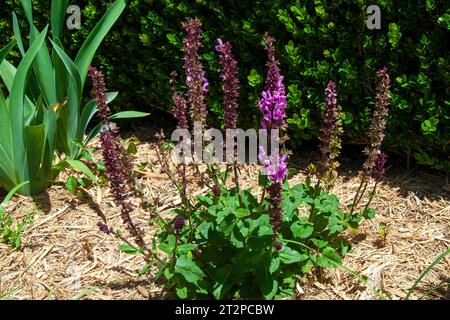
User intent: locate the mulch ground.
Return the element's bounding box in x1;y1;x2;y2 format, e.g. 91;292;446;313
0;131;449;300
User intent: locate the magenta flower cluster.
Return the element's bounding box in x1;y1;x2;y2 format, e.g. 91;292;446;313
182;18;209;124
259;33;287;130
89;66;145;248
215;38;240;130
258;34;288;243
258;147;288;182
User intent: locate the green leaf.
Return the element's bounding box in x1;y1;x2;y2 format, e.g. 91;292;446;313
279;246;308;264
12;13;25;56
65;160;97;184
119;243;142;254
175;256;205;284
363;208;376;219
234;208;250;218
51;0;69;40
212;264;234;299
9;27;48;190
317;247;342;268
176;286;188;299
79;92;118;140
255;263;278;299
290;220;314;239
0;181;29;207
109;111;151;120
25;124;46;179
247;69;262;87
0;39;16;64
65;176;77;194
388;23;402;47
177;243;197;254
269;255;280;274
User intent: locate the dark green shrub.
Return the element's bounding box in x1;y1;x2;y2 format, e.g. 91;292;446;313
1;0;448;172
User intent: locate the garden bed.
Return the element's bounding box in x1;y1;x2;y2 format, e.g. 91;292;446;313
1;132;448;300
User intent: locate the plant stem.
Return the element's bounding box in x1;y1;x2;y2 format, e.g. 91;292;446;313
349;179;365;216
309;180;321;223
170;234;179;272
362;181;378;213
233;163;243;207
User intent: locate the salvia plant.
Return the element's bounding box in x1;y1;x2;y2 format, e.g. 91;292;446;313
0;0;148;194
96;19;390;300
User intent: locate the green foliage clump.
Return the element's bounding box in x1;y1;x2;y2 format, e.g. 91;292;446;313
154;177;374;299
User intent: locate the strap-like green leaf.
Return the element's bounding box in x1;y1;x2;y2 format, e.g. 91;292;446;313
74;0;126;87
9;27;48;185
20;0;34;27
406;248;450;300
0;181;30;207
0;60;17;93
109;111;151;120
12;13;25;56
51;0;69;40
25;124;46;179
83;110;149;147
0;39;16;64
78;91;118;141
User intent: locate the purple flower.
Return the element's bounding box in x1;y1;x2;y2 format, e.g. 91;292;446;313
170;71;188;129
212;186;221;197
372;152;387;182
318;81;343;186
89;66;111;123
215;38;240;130
182;18;208;124
363;67;391;178
98;222;113;234
174;215;185;234
275;242;282;251
258;147;288;183
89;66;145;248
259;33;287;129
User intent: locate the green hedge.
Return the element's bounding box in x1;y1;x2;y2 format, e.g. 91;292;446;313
1;0;449;171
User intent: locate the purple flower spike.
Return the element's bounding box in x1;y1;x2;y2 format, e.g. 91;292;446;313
363;67;391;179
170;71;188;129
174;215;185;234
89;66;145;248
318;80;343;186
182;18;208;124
259;33;287;130
215;38;240;130
372;152;387;182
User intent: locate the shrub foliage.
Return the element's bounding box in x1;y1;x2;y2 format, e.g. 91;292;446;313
1;0;449;171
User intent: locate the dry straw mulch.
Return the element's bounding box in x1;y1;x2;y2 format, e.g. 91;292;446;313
0;139;448;300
